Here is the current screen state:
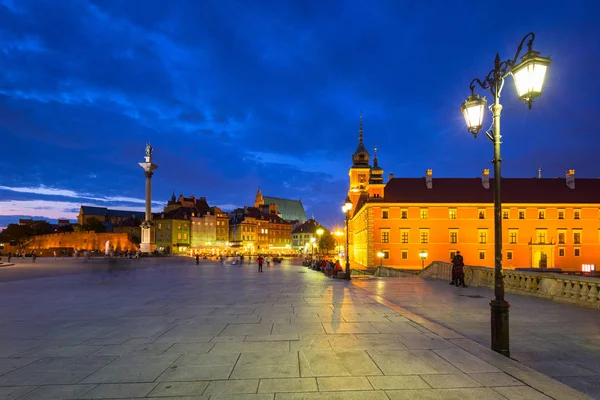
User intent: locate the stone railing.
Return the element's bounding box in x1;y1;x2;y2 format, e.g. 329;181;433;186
420;261;600;310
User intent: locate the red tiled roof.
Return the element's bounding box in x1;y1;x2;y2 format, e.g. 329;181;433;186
381;177;600;204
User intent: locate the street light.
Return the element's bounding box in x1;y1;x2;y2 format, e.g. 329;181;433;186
316;228;324;256
341;197;353;280
377;251;384;267
419;250;428;269
461;32;550;357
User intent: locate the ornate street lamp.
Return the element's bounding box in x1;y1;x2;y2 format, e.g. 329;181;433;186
419;250;428;269
377;251;384;267
461;32;551;357
316;228;324;256
342;197;353;280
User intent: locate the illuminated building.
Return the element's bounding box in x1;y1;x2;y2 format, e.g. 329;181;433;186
347;117;600;271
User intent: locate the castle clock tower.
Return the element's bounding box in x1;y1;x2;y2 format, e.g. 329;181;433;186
348;112;371;205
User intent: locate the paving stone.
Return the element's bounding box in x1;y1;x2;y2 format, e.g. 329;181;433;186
211;341;289;353
0;386;38;400
367;349;462;375
18;384;97;400
367;375;430;390
317;376;372;391
81;383;157;399
230;352;299;379
258;377;318;393
275;391;389;400
469;372;525;387
385;387;507;399
493;385;554;399
203;379;259;394
147;380;209;397
420;373;482;388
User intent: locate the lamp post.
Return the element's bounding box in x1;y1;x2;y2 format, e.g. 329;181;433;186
377;251;384;267
342;197;353;280
419;250;428;270
461;32;551;357
316;228;324;257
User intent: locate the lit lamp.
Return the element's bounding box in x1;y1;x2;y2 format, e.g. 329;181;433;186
316;228;324;256
419;250;428;269
461;32;550;358
341;197;353;280
461;94;487;137
310;237;316;257
377;251;385;267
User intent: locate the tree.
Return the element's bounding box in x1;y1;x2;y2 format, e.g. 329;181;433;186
0;224;33;246
31;220;53;235
318;231;336;254
76;218;107;233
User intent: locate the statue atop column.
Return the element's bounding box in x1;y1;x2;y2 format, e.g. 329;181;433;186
145;143;153;158
139;143;158;254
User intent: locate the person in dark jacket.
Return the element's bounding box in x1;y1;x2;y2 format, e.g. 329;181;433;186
451;251;467;287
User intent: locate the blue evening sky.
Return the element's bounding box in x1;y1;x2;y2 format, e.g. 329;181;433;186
0;0;598;230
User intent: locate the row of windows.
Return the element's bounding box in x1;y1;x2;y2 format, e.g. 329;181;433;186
380;228;591;245
381;208;588;220
382;248;583;261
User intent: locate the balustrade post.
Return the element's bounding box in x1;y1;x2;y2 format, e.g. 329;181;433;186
588;283;598;305
580;283;589;303
571;281;581;301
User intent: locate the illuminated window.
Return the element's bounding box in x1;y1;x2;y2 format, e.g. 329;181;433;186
420;230;429;244
509;229;518;244
558;230;566;244
558;209;565;219
184;233;188;240
400;229;410;244
536;229;547;244
538;209;545;219
381;230;390;244
401;250;408;260
506;251;513;260
503;210;509;219
382;250;390;259
478;229;488;244
401;209;408;219
420;208;428;219
518;209;525;219
382;209;389;219
479;250;486;260
558;247;565;257
575;248;581;257
573;230;582;244
449;250;457;260
158;223;162;230
177;233;181;240
449;229;458;244
478;209;486;219
178;224;181;230
574;209;581;219
449;209;457;219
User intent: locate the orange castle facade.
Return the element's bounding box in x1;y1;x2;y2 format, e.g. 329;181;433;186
347;117;600;272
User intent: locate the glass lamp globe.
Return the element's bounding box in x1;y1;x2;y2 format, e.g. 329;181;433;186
511;51;551;108
461;94;487;137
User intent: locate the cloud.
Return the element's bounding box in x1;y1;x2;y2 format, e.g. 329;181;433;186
0;185;162;205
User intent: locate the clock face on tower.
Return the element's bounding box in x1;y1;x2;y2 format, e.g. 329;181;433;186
358;174;366;183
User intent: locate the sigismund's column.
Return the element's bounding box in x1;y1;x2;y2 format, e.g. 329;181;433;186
139;143;158;254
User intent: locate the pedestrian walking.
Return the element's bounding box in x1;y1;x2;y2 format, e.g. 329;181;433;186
195;253;200;265
256;255;264;272
451;251;467;287
32;250;37;263
7;252;11;262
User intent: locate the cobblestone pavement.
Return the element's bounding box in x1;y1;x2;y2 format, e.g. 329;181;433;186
0;258;593;399
352;275;600;399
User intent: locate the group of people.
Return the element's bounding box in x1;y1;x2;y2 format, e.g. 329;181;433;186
450;251;468;287
304;258;343;277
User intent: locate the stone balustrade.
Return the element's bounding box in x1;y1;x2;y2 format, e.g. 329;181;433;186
420;261;600;310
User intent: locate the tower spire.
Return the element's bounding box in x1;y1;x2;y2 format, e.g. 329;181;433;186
358;111;363;143
373;146;379;168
